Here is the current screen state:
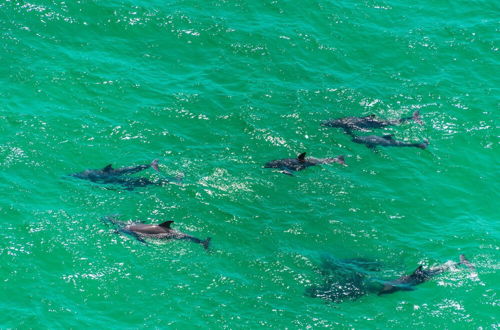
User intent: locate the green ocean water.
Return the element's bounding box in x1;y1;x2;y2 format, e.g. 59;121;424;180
1;0;499;327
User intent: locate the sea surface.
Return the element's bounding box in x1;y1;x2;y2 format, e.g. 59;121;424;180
1;0;498;328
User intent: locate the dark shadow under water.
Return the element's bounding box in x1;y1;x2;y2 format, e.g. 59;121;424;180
305;255;384;303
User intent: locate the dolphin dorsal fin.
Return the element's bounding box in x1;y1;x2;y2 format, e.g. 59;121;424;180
103;164;113;172
412;265;424;275
383;134;394;140
159;221;174;229
365;114;376;118
297;152;306;162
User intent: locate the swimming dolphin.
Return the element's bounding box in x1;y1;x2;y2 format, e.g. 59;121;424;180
378;254;475;295
103;216;211;250
69;160;177;189
71;160;159;181
349;133;429;149
264;152;346;175
321;111;422;131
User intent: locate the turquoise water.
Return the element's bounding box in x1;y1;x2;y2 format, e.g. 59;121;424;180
1;0;498;327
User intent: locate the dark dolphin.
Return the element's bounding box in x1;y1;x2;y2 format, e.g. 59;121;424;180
378;254;475;295
321;111;422;131
264;152;346;175
69;160;178;189
349;133;429;149
71;159;159;181
103;216;211;250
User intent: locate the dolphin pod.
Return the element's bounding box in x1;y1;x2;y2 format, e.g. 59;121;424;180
263;111;427;175
319;110;428;152
102;216;211;250
65;108;472;303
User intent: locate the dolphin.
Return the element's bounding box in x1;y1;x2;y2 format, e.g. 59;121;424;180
321;111;422;131
349;133;429;149
71;160;159;181
378;254;475;295
102;216;211;250
69;160;178;189
264;152;346;175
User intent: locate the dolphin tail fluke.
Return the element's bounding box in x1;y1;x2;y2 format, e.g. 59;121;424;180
413;111;423;125
202;237;212;250
459;254;475;271
151;159;159;172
